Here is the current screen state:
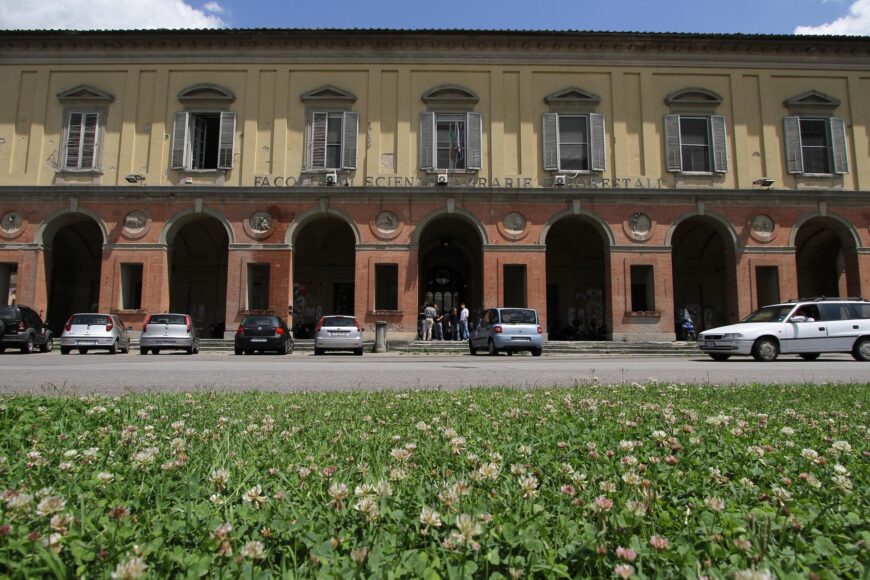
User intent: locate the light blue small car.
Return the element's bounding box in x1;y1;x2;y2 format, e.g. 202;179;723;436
469;307;543;356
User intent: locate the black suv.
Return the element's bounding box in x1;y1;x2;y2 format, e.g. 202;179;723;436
0;304;54;354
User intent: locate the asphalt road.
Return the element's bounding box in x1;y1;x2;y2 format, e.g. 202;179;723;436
0;351;867;395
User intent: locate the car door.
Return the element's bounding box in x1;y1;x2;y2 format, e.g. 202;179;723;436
472;310;491;348
786;305;827;353
821;303;863;352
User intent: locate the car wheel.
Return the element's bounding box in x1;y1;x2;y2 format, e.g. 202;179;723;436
314;347;324;356
21;335;34;354
0;347;5;354
60;346;70;355
140;348;148;355
245;349;254;355
852;337;870;361
39;337;54;353
152;348;160;355
799;353;820;361
287;341;294;355
751;337;779;362
108;340;118;355
488;339;499;356
193;341;200;355
507;350;513;356
186;346;194;355
78;348;88;355
709;353;731;361
469;341;477;355
234;347;242;355
355;348;363;356
531;348;542;357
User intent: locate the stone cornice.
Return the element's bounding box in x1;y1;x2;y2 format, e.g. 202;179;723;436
1;29;870;69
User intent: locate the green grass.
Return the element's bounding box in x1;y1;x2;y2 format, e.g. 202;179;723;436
0;383;868;578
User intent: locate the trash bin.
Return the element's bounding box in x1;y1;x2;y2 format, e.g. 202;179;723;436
373;320;388;353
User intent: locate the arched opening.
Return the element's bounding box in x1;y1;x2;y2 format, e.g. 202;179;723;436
45;216;103;335
168;216;228;338
545;217;609;340
292;216;356;337
418;216;483;329
671;216;736;332
795;217;858;299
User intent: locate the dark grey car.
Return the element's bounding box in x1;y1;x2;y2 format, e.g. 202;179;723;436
0;304;54;354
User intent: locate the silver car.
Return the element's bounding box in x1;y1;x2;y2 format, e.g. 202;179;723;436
314;315;364;355
469;307;543;356
139;313;199;355
60;313;131;355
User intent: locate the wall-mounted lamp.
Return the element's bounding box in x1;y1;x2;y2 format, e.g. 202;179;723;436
752;178;775;187
125;174;146;184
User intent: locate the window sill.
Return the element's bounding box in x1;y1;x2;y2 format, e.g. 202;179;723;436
55;169;103;176
301;169;350;174
676;171;716;176
174;169;227;174
369;310;403;316
426;169;477;174
797;173;839;178
625;311;661;318
112;309;145;315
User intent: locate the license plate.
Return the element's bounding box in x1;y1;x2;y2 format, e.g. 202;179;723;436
158;340;176;346
706;341;718;347
251;338;267;342
512;336;531;341
330;331;349;335
77;340;97;345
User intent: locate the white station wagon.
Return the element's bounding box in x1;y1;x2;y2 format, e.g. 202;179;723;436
699;298;870;362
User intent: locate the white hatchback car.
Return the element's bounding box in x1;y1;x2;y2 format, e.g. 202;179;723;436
699;298;870;362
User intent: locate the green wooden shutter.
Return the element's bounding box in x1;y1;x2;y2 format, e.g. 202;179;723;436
664;114;682;173
829;117;848;174
341;111;359;170
542;113;558;171
217;111;236;170
710;115;728;173
590;113;606;172
783;116;803;174
170;112;189;170
419;112;435;170
309;112;328;170
466;112;483;171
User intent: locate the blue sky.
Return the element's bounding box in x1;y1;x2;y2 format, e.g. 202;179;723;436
1;0;869;35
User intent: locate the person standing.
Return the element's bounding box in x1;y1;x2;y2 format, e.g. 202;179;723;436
433;307;444;340
424;303;437;340
448;307;459;340
417;305;426;341
459;303;469;340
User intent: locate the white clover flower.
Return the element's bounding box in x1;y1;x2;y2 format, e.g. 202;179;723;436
36;496;67;517
111;556;148;579
354;497;379;521
801;448;819;462
97;472;115;485
241;541;266;560
6;493;34;512
518;445;533;457
419;506;442;528
375;480;392;498
451;513;482;545
780;426;795;436
704;496;725;512
518;474;539;499
209;468;230;490
830;441;851;454
478;462;501;481
63;449;79;459
389;467;407;481
833;464;849;476
209;493;226;506
242;485;267;509
733;569;774;580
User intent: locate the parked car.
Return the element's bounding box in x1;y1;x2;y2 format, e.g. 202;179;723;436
699;297;870;362
469;307;543;356
60;313;131;354
140;313;200;355
0;304;54;354
313;315;364;355
234;315;293;355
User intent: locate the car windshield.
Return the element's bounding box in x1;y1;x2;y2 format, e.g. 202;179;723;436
71;314;109;325
0;306;20;321
243;317;278;326
150;314;187;325
322;317;356;327
741;305;795;323
499;309;537;324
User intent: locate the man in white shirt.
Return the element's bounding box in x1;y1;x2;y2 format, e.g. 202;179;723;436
424;303;437;340
459;303;469;340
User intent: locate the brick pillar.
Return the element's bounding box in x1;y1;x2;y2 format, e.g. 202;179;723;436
609;250;676;342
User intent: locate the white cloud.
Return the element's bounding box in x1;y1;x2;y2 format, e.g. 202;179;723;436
795;0;870;35
0;0;226;30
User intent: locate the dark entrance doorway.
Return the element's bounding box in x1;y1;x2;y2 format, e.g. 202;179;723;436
45;217;103;335
169;216;228;338
418;216;483;332
671;217;736;332
545;217;608;340
795;217;858;299
293;216;356;337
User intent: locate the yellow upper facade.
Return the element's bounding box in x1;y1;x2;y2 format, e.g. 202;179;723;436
1;29;869;191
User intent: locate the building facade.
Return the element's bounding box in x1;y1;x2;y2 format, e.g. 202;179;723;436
1;29;868;341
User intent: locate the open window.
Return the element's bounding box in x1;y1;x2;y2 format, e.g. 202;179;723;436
542;87;606;173
171;84;236;171
419;85;483;172
301;85;359;171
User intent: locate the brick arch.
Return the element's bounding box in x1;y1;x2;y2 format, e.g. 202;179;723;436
36;208;108;247
788;212;862;249
664;210;738;249
285;206;361;248
411;207;489;246
538;209;614;247
159;208;235;246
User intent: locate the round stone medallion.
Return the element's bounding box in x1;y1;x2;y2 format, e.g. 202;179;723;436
371;210;402;240
503;212;526;234
749;214;775;242
625;212;652;241
0;212;23;237
249;211;273;234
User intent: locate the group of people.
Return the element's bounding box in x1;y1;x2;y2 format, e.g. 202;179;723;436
418;303;469;341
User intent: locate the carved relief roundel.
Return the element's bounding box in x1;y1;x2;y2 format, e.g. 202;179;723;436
249;211;273;234
749;214;775;242
503;212;526;234
1;212;23;236
625;212;652;241
375;211;399;234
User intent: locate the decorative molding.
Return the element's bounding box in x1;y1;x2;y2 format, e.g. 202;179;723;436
482;244;545;252
300;84;357;104
57;84;115;103
665;87;723;106
177;83;235;103
422;84;479;105
228;243;291;251
544;86;601;107
784;90;840;110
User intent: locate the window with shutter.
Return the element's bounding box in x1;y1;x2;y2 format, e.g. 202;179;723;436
63;111;101;170
304;111;359;171
170;111;235;171
542;113;606;173
783;115;848;176
664;114;728;174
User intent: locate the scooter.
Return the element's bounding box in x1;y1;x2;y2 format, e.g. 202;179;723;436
675;316;696;341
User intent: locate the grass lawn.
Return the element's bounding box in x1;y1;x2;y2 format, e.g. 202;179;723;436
0;383;868;578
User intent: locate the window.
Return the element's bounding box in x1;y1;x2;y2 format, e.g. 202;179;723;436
0;263;16;305
63;111;101;170
630;265;655;312
664;114;727;174
171;111;236;170
542;113;606;172
374;264;398;311
247;264;270;310
419;112;483;171
783;116;848;175
755;266;780;308
305;111;359;170
120;264;143;310
503;265;528;308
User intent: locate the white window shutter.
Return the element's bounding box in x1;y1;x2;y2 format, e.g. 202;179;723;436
81;112;100;169
466;112;483;171
171;111;189;170
542;113;558;171
64;112;83;169
590;113;606;172
309;112;328;170
341;111;359;170
664;114;682;173
783;116;803;174
217;111;236;170
419;112;435;170
829;117;848;174
710;115;728;173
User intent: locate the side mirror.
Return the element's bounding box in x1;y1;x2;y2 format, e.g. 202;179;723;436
789;316;807;323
